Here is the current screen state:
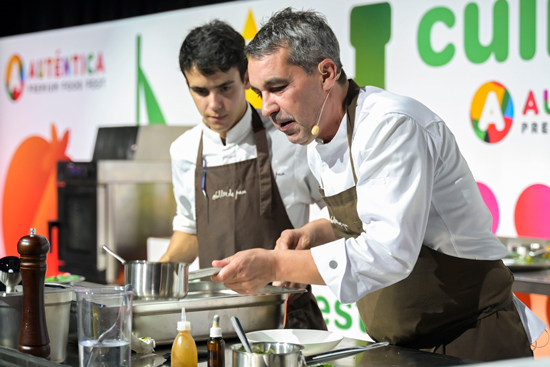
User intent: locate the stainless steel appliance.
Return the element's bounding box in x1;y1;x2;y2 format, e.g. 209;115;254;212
53;125;190;283
0;285;75;363
69;281;304;345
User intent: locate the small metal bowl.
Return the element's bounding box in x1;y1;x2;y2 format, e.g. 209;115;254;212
232;342;305;367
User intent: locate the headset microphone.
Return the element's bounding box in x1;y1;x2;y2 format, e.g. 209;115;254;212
311;66;342;137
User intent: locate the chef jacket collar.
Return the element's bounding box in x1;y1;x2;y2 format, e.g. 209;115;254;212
201;103;252;145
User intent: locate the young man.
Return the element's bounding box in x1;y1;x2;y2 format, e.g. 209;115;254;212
160;20;326;330
212;8;546;361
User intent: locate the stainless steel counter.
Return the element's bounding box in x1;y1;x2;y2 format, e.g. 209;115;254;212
59;337;475;367
512;270;550;296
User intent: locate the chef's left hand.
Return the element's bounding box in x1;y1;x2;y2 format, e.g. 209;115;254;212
211;248;276;294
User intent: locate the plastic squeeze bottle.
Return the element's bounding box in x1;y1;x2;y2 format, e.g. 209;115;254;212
207;315;225;367
171;308;198;367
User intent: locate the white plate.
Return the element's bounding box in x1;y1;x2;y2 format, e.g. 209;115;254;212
246;329;344;356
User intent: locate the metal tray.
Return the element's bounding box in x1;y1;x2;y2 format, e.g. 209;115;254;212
132;281;304;345
503;258;550;272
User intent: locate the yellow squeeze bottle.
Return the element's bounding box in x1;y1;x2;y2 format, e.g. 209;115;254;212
171;308;198;367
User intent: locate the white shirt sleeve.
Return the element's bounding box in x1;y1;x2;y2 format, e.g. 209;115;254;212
312;113;436;304
170;135;198;235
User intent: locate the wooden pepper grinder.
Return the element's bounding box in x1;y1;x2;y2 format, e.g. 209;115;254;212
17;227;50;359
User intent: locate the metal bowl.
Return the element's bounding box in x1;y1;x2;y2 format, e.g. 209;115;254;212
232;342;304;367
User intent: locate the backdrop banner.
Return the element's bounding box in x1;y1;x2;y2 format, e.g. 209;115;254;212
1;0;549;351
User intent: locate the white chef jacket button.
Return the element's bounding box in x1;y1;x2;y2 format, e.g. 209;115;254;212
329;260;338;269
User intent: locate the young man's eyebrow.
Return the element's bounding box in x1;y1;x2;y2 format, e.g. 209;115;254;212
215;80;235;88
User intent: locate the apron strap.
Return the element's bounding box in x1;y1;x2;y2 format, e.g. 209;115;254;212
345;80;361;185
251;106;273;218
195;132;206;219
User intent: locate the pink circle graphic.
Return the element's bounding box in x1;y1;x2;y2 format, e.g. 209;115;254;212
477;182;499;233
515;184;550;239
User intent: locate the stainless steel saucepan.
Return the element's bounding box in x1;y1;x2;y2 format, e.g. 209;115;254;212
232;341;389;367
103;246;221;300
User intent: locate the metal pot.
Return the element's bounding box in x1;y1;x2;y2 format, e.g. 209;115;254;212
0;285;74;363
125;260;189;300
232;341;389;367
103;246;221;300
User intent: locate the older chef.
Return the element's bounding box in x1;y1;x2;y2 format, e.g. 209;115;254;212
159;20;326;330
212;8;547;361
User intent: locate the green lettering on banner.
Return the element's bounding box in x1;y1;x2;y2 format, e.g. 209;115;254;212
316;296;331;326
334;301;353;330
520;0;536;60
350;3;391;89
464;0;509;63
417;7;456;66
136;35;166;125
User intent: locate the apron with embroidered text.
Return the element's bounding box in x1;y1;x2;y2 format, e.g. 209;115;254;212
319;80;530;360
195;107;326;330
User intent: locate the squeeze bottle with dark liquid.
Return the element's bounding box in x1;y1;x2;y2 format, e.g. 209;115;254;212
207;315;225;367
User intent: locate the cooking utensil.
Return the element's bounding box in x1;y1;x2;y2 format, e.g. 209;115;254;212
246;329;344;356
231;316;253;353
0;256;22;293
103;245;221;299
102;245;126;265
232;341;389;367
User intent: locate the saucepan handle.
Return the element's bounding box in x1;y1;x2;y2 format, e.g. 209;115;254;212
304;341;390;365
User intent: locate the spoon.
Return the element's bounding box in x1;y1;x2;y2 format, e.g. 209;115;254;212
231;316;253;353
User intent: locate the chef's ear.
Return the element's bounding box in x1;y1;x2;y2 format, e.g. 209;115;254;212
318;59;338;91
243;70;250;90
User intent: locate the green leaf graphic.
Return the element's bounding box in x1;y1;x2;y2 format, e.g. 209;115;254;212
136;35;166;125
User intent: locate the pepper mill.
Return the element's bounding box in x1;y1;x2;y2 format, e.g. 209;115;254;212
17;228;50;359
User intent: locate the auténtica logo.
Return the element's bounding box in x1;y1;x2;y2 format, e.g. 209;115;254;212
470;81;514;143
5;55;25;101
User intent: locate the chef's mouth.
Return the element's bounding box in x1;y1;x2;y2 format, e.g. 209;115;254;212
279;121;295;131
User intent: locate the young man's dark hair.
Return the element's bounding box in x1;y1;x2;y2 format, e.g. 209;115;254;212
179;20;248;81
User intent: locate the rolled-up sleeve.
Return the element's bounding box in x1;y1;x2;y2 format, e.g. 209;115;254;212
313;113;436;304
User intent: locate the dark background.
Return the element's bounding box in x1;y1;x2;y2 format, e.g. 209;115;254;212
0;0;234;38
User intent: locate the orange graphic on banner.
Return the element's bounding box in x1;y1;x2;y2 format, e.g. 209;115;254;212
2;124;70;276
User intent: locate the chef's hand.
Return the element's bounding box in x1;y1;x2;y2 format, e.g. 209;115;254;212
276;227;315;251
273;227;315;288
211;249;276;294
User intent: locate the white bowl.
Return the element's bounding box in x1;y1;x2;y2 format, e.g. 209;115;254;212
246;329;344;356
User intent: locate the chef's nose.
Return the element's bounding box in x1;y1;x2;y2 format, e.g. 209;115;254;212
261;92;277;118
208;92;223;110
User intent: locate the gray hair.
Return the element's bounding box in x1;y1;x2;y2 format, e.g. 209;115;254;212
246;8;345;81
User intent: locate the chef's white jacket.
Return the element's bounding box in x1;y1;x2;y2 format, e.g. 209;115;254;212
309;86;546;343
171;104;324;235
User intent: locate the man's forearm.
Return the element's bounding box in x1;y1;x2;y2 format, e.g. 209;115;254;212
273;250;325;285
159;231;198;263
306;219;337;247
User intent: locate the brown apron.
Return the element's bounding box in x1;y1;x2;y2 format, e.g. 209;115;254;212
318;80;531;361
195;106;326;330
